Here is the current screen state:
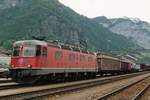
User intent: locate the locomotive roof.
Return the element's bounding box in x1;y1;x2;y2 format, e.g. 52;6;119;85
13;40;95;55
13;40;47;46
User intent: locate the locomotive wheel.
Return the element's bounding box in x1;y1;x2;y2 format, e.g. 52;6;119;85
13;76;41;84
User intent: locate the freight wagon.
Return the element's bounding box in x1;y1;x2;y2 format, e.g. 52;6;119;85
97;53;132;74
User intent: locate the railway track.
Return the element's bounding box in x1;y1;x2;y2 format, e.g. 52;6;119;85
96;73;150;100
0;78;12;83
139;84;150;100
0;78;20;91
0;72;149;100
0;83;21;91
133;83;150;100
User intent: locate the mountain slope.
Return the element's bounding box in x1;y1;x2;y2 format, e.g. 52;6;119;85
93;16;150;49
0;0;138;52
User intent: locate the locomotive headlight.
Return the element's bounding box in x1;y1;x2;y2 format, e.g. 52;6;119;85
27;64;32;68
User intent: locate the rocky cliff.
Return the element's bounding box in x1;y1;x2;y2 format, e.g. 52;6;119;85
93;16;150;49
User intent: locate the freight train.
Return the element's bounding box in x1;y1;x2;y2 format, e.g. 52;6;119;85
10;40;134;84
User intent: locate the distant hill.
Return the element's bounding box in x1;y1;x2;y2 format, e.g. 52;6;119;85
93;16;150;49
0;0;139;53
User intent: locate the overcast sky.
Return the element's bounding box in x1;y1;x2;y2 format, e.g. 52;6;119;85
59;0;150;22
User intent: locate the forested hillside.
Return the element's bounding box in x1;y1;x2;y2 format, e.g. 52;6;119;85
0;0;139;53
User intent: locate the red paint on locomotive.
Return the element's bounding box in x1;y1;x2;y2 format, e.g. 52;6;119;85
11;40;97;71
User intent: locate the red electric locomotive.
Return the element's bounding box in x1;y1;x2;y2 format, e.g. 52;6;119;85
10;40;97;84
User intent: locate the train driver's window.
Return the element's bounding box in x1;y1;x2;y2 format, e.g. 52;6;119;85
13;47;20;56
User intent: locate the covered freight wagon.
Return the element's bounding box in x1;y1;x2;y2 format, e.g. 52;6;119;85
96;53;132;74
97;53;121;73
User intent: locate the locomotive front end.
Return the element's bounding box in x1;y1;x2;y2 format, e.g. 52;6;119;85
10;40;47;84
11;44;37;69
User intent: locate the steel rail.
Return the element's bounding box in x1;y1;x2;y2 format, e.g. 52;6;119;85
132;83;150;100
0;83;23;90
0;79;12;83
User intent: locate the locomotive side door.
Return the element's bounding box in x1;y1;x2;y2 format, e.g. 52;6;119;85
41;47;47;67
36;46;47;68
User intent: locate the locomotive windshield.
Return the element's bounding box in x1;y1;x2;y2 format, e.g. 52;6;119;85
23;46;36;57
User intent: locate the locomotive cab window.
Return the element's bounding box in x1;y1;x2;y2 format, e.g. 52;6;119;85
13;47;20;56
